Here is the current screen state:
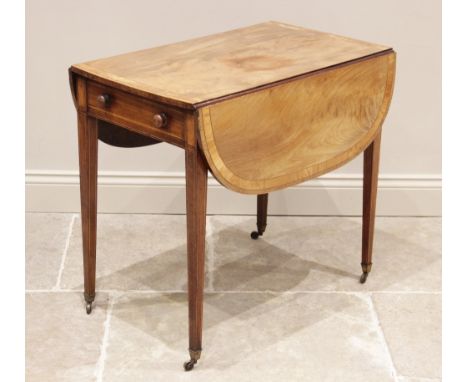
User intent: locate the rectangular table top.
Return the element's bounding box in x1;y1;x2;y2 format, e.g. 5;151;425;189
71;21;391;109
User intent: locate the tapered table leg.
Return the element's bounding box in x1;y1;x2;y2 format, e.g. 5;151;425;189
184;144;208;371
251;194;268;239
77;114;98;313
361;130;382;284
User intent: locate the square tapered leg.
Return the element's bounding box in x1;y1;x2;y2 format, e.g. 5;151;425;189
361;130;382;283
251;194;268;239
77;113;98;312
184;144;208;370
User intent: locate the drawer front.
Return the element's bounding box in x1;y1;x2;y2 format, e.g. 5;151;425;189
87;81;186;145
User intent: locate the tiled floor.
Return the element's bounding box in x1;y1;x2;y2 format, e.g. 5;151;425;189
26;214;441;382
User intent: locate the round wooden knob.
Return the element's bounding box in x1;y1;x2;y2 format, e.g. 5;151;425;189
153;112;168;128
97;94;110;106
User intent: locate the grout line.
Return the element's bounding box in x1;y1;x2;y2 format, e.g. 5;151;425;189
371;291;441;295
94;295;115;382
25;289;441;295
363;294;399;382
396;376;440;381
209;290;368;295
206;216;215;292
52;214;77;291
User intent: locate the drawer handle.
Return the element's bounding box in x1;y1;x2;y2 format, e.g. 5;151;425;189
97;94;111;107
153;112;168;128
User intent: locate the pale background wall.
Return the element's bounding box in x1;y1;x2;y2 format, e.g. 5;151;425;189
26;0;441;215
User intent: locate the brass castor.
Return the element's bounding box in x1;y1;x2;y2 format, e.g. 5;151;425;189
360;263;372;284
84;293;95;315
184;349;201;371
360;272;369;284
183;359;197;371
250;231;260;240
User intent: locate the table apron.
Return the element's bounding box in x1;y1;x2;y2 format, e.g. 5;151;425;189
87;107;186;149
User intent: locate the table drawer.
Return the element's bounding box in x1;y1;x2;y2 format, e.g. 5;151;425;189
87;81;185;144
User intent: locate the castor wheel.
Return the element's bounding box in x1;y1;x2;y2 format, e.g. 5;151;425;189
183;359;197;371
360;272;369;284
86;302;92;314
360;264;372;284
250;231;260;239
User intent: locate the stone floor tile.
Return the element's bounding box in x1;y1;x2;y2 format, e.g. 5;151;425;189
26;292;109;382
60;214;198;291
26;213;74;290
103;292;394;382
210;216;441;292
397;378;441;382
373;293;441;379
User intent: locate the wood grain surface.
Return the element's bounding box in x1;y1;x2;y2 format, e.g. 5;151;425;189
69;22;396;365
198;52;396;194
87;80;187;147
76;77;98;307
184;115;208;360
70;21;390;109
362;130;382;272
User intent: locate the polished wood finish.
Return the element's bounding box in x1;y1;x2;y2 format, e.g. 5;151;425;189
97;93;110;107
69;21;396;369
70;21;390;109
184;115;208;361
153;113;168;129
76;77;98;311
87;80;186;147
257;194;268;235
254;194;268;238
198;52;395;194
361;130;382;282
